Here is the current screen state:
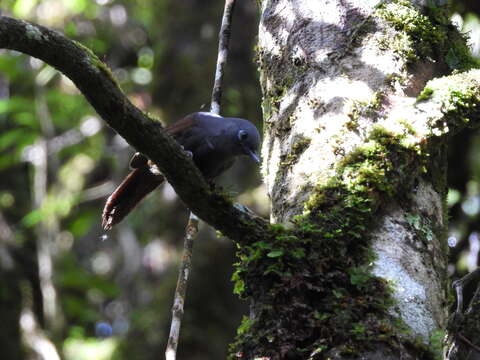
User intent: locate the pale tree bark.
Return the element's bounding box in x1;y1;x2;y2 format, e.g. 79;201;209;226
228;0;479;359
1;1;480;358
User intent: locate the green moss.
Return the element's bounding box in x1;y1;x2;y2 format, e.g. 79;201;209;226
346;92;386;130
420;70;480;133
279;136;311;168
428;330;445;360
258;49;287;122
417;87;433;101
377;0;446;61
398;119;417;136
258;47;305;129
416;72;479;205
405;212;434;244
376;0;477;70
236;316;255;336
230;126;435;358
73;40;121;89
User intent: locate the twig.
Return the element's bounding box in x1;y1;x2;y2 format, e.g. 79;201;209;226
210;0;237;115
165;1;237;359
452;268;480;315
165;213;199;360
457;333;480;354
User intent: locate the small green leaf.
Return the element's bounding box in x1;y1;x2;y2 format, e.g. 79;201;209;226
233;279;245;295
267;249;284;258
314;311;330;321
291;248;305;259
332;289;343;299
255;241;272;249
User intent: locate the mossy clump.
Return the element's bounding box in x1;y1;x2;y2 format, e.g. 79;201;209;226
405;212;434;244
377;0;447;62
258;47;306;129
419;70;480;134
230;127;435;359
257;48;289;123
417;87;434;101
346;92;386;130
279;136;311;168
377;0;477;71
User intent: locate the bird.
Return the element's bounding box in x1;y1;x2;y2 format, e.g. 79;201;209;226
102;111;261;230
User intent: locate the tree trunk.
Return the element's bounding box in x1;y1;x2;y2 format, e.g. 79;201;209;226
231;0;480;358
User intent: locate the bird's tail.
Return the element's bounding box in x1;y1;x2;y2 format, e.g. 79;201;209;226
102;167;164;230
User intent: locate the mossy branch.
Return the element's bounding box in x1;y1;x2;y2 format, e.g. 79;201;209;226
0;16;270;244
373;70;480;150
416;69;480;136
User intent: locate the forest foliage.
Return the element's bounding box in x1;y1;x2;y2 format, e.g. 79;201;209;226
0;0;479;359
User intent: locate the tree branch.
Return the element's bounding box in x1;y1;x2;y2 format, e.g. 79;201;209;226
210;0;236;114
0;16;270;244
379;70;480;144
416;70;480;136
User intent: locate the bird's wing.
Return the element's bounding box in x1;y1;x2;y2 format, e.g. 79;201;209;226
127;113;199;165
102;167;165;230
165;113;199;137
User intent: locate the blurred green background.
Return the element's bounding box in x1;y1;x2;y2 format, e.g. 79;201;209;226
0;1;479;359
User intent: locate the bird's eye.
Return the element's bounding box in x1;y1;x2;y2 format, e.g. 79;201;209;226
238;130;248;141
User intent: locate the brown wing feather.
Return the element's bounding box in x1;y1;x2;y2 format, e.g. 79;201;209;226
102;167;165;230
129;113;198;164
165;113;198;136
102;113;199;229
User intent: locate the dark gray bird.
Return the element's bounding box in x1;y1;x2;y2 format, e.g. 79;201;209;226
102;112;261;230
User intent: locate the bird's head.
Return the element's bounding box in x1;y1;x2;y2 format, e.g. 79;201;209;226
235;121;261;163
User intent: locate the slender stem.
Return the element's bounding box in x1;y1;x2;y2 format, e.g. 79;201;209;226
165;1;237;358
165;213;199;360
457;333;480;354
210;0;237;115
452;268;480;314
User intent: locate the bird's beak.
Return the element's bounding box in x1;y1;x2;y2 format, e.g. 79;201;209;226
247;149;261;164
